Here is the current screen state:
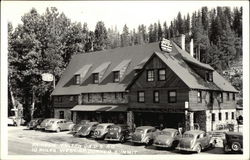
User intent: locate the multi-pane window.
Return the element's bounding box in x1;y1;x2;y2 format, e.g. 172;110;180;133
113;71;120;82
210;91;213;103
101;93;105;102
233;93;235;100
168;90;177;103
69;96;74;102
57;96;62;103
93;73;99;84
197;91;202;103
219;92;223;102
147;70;154;82
158;69;166;81
87;93;92;102
115;92;118;99
225;112;228;120
206;72;213;82
212;113;215;122
219;112;222;121
138;91;145;103
227;92;230;101
75;74;80;84
121;92;124;99
232;112;235;119
59;111;64;119
153;91;159;103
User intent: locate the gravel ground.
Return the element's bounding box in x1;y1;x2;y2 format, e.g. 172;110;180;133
8;126;236;155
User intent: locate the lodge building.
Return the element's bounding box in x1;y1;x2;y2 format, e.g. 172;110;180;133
51;35;238;132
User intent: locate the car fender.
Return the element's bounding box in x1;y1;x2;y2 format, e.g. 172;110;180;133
193;142;202;150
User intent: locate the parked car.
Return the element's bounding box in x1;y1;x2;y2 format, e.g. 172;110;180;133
153;128;181;149
45;119;75;132
8;116;17;126
27;118;45;130
71;120;90;135
176;130;216;153
76;122;99;137
223;132;243;153
37;118;54;130
104;124;130;143
92;123;114;139
131;126;159;145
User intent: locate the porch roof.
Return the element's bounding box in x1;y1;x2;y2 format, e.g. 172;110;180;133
70;105;127;112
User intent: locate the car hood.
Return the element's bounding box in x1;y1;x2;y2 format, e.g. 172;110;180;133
154;135;174;143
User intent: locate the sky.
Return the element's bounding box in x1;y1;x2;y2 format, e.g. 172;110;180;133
2;1;243;32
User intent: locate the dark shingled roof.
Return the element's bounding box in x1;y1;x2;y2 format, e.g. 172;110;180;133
52;41;238;95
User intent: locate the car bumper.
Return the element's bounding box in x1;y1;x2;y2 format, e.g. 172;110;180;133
105;137;120;141
45;127;57;131
153;143;171;148
176;147;195;152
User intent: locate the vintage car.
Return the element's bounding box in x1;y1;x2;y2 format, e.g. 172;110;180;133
75;122;99;137
92;123;114;139
44;119;75;132
104;124;130;143
176;130;215;153
223;132;243;153
153;128;181;149
71;120;90;135
27;118;45;130
131;126;159;145
37;118;55;130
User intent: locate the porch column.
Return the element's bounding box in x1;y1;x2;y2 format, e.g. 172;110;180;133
73;111;77;123
189;112;194;130
127;111;134;130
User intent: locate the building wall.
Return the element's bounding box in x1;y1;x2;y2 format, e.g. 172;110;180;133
53;95;78;108
82;92;128;104
54;108;72;121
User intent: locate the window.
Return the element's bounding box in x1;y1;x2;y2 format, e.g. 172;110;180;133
232;112;235;119
59;111;64;119
113;71;120;82
168;90;177;103
153;91;159;103
219;112;222;121
197;91;202;103
93;73;99;84
158;69;166;81
210;91;213;103
138;91;145;103
115;92;118;99
226;112;228;120
219;92;223;103
206;72;213;82
212;113;215;122
69;96;74;102
88;93;92;102
121;92;124;99
101;93;105;102
233;93;235;100
75;74;80;84
58;96;62;103
227;92;230;101
147;70;154;82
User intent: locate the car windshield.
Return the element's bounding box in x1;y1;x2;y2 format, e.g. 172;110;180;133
183;133;194;138
97;125;104;129
160;131;172;136
135;129;144;133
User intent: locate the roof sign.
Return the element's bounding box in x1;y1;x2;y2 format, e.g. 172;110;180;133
160;38;172;53
42;73;54;82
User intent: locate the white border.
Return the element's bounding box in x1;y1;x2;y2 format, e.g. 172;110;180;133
1;1;249;160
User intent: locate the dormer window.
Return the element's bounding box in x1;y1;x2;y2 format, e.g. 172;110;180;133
206;71;213;82
75;74;80;84
93;73;99;84
113;71;120;82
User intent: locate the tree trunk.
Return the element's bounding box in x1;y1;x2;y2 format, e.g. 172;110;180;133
8;83;17;117
31;90;35;120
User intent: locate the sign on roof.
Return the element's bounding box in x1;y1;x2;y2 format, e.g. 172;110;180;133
160;38;172;53
42;73;54;82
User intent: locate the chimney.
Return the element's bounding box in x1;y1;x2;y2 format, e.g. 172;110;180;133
181;34;185;50
190;39;194;57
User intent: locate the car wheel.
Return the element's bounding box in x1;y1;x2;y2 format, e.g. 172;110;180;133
210;140;216;149
231;142;241;152
196;145;202;154
120;136;125;143
56;128;61;133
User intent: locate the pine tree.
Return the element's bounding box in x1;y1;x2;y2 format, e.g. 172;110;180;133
121;24;130;47
94;21;108;51
157;21;163;40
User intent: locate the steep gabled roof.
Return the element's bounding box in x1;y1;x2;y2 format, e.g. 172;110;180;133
52;41;238;95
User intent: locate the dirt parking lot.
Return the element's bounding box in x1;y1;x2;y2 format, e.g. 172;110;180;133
8;126;234;155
